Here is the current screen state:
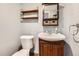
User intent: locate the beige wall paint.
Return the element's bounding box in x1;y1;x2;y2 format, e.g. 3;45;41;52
0;4;21;56
61;3;79;56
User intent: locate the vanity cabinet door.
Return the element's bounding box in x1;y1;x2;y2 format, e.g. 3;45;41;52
39;39;64;56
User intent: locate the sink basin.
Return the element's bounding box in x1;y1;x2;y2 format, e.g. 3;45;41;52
38;32;65;41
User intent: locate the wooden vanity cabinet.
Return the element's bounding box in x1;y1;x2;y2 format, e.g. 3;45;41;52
39;38;64;56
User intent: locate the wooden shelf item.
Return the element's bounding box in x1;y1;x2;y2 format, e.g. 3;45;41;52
21;9;38;20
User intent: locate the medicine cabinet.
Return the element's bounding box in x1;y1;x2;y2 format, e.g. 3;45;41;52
42;3;59;26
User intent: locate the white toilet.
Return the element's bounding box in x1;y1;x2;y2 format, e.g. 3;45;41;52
12;35;34;56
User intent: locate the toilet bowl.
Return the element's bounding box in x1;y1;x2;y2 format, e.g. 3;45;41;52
13;49;30;56
12;35;34;56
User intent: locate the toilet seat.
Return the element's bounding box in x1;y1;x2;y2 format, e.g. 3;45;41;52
12;49;30;56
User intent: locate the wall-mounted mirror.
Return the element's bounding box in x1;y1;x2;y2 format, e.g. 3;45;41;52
42;3;59;26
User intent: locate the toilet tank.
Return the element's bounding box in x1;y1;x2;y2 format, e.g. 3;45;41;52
20;35;34;50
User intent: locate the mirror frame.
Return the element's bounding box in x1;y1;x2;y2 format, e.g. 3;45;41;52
42;3;59;26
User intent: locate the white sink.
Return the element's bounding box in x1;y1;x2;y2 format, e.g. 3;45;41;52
38;32;65;41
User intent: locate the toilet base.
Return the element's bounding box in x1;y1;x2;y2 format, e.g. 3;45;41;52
12;49;30;56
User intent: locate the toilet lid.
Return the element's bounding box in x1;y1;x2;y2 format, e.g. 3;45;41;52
20;35;34;39
12;49;30;56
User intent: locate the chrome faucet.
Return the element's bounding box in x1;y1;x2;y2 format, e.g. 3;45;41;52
55;27;58;34
46;29;52;34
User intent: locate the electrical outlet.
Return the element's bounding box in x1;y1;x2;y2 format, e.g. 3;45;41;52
76;24;79;28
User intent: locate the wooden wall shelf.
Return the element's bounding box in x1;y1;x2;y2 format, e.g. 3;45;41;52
21;9;38;20
21;9;38;13
21;17;38;19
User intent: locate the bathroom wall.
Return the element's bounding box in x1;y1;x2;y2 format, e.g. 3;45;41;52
0;3;21;56
61;3;79;56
